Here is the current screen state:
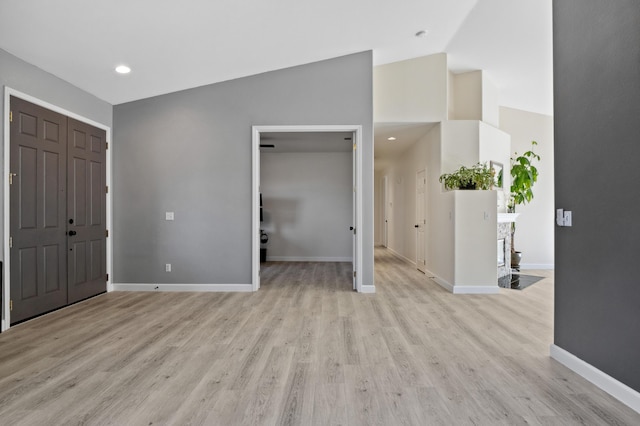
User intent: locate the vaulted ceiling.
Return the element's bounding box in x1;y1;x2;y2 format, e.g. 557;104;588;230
0;0;552;114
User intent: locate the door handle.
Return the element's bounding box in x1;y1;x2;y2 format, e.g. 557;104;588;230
415;224;419;228
68;230;77;236
349;226;354;231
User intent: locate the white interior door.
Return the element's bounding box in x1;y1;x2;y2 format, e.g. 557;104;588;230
416;169;426;273
382;175;389;247
352;137;357;290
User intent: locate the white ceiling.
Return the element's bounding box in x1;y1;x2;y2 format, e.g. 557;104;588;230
0;0;552;114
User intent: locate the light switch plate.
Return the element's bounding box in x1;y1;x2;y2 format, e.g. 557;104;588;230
166;212;174;221
563;211;572;227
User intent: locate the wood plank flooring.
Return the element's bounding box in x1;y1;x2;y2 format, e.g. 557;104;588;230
0;247;638;425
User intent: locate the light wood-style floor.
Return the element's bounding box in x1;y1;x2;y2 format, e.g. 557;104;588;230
0;248;638;425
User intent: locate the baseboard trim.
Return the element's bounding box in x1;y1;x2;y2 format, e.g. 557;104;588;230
452;285;500;295
267;256;352;262
423;269;498;294
360;285;376;294
520;263;554;270
112;283;254;292
386;247;415;266
424;269;454;293
550;344;640;414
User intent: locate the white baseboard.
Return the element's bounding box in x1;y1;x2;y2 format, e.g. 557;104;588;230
266;256;352;262
452;285;500;295
520;263;554;270
360;285;376;294
112;283;254;292
550;344;640;414
386;247;416;266
424;269;454;292
423;269;498;294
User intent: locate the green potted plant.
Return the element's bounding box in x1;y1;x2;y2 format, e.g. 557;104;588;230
439;162;494;190
508;141;541;269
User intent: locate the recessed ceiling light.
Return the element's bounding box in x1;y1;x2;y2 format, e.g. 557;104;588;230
415;30;429;38
388;137;397;141
115;65;131;74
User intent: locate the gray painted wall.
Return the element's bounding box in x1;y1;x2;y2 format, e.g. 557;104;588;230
0;48;113;258
261;152;352;261
554;1;640;391
113;52;373;285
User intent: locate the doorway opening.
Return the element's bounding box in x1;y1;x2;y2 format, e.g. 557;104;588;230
252;125;363;292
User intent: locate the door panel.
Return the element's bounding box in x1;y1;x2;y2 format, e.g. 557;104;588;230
10;97;68;323
18;146;38;229
67;118;106;303
44;244;61;293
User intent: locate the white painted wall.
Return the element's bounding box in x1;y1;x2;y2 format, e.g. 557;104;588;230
426;124;455;285
499;106;554;269
479;122;511;212
449;71;499;127
260;152;352;261
454;191;498;287
481;74;500;127
374;53;448;122
451;71;483;121
441;120;480;173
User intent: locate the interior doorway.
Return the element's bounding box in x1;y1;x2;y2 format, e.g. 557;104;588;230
2;89;112;331
416;169;426;273
252;125;363;292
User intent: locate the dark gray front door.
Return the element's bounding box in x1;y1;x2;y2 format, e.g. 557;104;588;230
67;118;107;303
9;97;107;323
10;97;68;322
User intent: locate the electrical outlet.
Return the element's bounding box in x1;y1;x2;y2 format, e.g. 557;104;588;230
165;263;171;272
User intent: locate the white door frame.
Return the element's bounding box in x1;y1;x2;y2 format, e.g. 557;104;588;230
251;125;363;292
2;87;113;332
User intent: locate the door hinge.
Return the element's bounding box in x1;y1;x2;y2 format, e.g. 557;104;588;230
353;271;356;278
9;236;13;248
9;173;16;185
353;143;356;151
10;300;13;311
105;185;109;194
105;230;109;238
9;111;13;123
105;142;109;150
106;273;109;281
